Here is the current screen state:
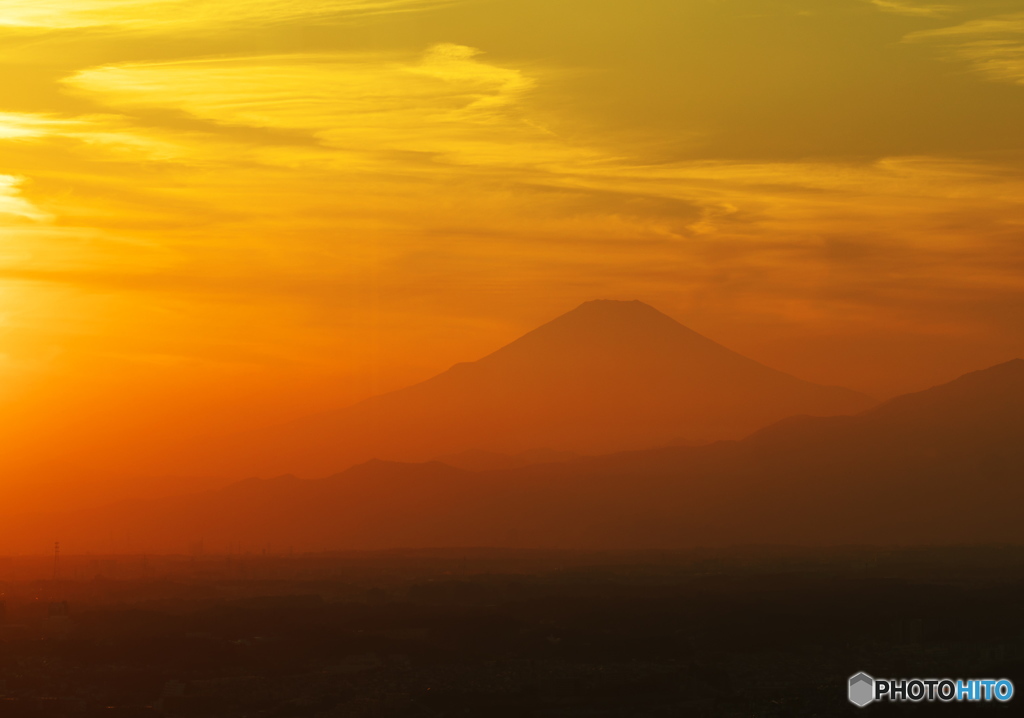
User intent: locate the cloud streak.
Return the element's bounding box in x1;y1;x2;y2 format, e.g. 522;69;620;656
0;175;51;221
18;43;1024;310
907;13;1024;85
0;0;453;30
63;46;573;170
869;0;953;18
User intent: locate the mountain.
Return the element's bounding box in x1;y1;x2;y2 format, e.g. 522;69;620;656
200;300;874;477
433;447;582;472
8;359;1020;553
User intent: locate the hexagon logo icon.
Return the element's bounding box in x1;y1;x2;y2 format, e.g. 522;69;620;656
849;672;874;707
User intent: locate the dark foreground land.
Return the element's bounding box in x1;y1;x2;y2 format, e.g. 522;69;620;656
1;547;1022;717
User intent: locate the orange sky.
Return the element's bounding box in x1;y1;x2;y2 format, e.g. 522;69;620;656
2;0;1024;509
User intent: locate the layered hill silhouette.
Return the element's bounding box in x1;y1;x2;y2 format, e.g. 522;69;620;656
199;300;873;477
433;447;581;472
7;359;1022;553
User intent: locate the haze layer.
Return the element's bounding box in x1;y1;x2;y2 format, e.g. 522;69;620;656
5;359;1020;553
198;300;873;478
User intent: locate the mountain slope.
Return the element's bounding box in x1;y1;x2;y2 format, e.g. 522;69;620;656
8;359;1020;553
204;300;874;477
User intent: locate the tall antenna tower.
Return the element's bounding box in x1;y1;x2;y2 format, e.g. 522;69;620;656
53;541;59;581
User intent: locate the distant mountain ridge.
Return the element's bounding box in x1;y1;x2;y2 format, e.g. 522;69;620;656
196;300;874;478
6;359;1021;553
433;448;581;472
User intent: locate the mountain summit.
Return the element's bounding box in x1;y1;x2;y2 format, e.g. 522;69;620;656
211;300;874;477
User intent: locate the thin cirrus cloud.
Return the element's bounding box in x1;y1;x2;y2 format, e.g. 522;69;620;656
0;112;189;161
869;0;954;17
0;21;1019;352
0;175;51;222
0;0;454;30
906;13;1024;85
35;42;1024;289
0;113;69;140
2;46;592;309
61;45;590;170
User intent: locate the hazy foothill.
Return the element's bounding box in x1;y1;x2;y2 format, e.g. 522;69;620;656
4;301;1022;554
198;299;875;477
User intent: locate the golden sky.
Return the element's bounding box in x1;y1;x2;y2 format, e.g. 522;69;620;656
3;0;1024;503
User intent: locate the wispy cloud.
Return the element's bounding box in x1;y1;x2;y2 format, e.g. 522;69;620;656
0;112;191;160
0;0;453;30
62;46;575;170
0;113;67;139
869;0;953;18
906;13;1024;85
907;13;1024;38
0;175;51;221
29;42;1024;291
